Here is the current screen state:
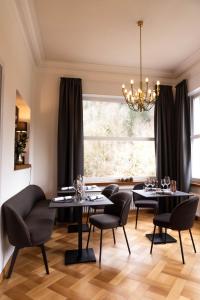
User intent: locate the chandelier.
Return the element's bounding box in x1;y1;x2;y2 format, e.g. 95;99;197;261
122;21;160;112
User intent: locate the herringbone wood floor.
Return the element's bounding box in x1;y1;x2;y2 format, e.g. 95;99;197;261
1;211;200;300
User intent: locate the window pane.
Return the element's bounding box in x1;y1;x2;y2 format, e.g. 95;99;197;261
193;96;200;135
83;101;154;138
192;138;200;178
84;140;155;177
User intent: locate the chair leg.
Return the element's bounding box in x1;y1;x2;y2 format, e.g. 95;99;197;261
92;209;97;232
86;207;90;224
112;228;116;244
99;230;103;266
150;225;156;254
40;244;49;274
189;228;196;253
6;247;19;279
135;207;139;229
86;224;92;249
164;228;167;244
178;231;185;264
123;226;131;254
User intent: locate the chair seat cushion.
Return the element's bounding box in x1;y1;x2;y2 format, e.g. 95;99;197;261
25;200;56;245
153;213;171;227
135;200;158;208
89;214;120;229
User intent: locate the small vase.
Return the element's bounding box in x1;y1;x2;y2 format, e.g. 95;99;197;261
16;153;23;164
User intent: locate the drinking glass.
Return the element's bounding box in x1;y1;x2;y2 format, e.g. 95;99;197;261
161;178;166;190
151;178;155;189
144;178;150;190
165;176;170;190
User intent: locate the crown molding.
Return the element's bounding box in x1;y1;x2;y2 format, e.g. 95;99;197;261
174;47;200;78
38;60;174;79
14;0;45;64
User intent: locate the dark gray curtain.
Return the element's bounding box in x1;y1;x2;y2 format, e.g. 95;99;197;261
154;85;175;181
175;80;191;192
57;77;84;187
57;78;83;222
154;85;177;213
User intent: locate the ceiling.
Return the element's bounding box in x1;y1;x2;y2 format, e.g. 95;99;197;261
23;0;200;74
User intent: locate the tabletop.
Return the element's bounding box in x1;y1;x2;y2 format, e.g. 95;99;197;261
57;185;102;195
132;189;192;198
49;194;112;208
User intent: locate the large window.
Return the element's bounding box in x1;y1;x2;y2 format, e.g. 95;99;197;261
191;94;200;179
83;95;155;179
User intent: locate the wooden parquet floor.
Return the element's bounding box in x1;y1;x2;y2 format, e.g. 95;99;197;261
1;211;200;300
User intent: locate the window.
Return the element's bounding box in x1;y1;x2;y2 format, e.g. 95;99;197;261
83;95;155;180
191;94;200;179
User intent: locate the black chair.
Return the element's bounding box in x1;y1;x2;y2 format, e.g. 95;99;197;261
150;196;199;264
132;183;158;229
86;191;132;265
86;184;119;223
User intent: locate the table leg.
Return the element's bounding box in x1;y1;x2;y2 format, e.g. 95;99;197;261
65;206;96;264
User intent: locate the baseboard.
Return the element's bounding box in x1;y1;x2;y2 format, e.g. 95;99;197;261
0;256;10;282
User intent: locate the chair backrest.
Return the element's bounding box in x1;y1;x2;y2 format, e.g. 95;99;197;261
104;191;132;226
132;183;145;202
101;184;119;199
2;185;46;247
170;196;199;231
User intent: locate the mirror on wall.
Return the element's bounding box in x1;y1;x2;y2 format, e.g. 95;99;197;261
14;90;31;170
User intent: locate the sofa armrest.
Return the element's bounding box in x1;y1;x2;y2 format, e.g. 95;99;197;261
3;205;32;247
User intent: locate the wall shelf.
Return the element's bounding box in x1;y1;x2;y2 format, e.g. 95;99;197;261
14;164;31;171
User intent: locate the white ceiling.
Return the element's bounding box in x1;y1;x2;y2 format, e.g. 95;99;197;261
24;0;200;74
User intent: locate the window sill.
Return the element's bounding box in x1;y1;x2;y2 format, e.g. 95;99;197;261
191;182;200;187
86;180;142;187
14;164;31;171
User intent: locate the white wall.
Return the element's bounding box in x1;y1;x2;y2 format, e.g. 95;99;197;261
0;0;35;273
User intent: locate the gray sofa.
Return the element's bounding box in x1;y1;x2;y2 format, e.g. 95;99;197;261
2;184;56;278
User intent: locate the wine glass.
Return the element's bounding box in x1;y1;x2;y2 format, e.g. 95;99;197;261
161;178;166;190
151;178;155;189
165;176;170;190
144;178;149;191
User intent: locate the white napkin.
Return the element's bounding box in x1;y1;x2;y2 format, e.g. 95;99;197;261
61;186;74;191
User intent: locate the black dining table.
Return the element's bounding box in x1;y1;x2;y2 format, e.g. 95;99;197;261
132;189;192;244
57;185;102;233
49;195;112;264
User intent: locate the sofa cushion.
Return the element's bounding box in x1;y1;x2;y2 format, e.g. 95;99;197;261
25;200;56;245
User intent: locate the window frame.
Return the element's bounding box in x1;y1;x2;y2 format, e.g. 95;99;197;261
83;94;155;182
190;91;200;182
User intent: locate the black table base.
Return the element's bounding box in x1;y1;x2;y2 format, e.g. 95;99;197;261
146;233;177;244
68;223;89;233
65;248;96;264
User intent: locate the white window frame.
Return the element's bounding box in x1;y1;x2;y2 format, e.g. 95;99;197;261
190;91;200;182
83;94;155;182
